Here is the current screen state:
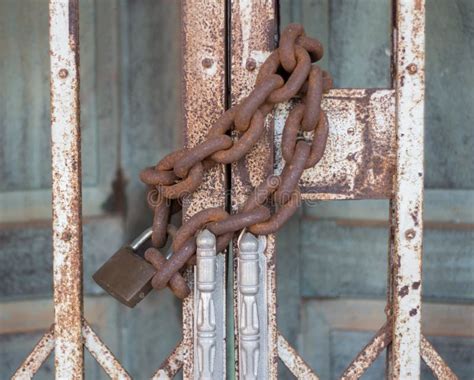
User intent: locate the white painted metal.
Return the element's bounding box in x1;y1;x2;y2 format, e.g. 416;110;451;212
151;340;188;379
390;1;426;378
49;0;84;378
11;327;55;380
237;233;268;380
194;230;225;380
82;322;132;379
277;334;319;380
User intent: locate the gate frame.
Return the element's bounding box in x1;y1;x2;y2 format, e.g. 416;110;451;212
12;0;458;379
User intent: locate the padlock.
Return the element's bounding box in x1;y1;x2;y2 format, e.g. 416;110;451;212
93;227;157;308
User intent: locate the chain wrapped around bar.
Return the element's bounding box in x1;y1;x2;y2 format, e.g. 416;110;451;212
139;24;332;299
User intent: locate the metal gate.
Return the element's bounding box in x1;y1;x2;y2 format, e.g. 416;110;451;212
12;0;458;379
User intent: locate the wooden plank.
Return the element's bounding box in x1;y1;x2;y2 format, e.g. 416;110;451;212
301;299;474;379
300;299;474;338
0;217;123;299
304;190;474;225
424;0;474;189
300;221;473;302
118;2;184;378
120;0;182;240
329;0;391;88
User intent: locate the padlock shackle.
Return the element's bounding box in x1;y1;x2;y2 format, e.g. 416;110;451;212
130;227;153;251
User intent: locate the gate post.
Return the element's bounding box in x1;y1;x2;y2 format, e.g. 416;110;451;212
49;0;84;378
389;0;425;378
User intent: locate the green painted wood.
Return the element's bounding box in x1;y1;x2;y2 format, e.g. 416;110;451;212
0;217;123;299
276;213;302;379
0;0;120;222
328;0;391;88
0;0;112;191
304;190;474;224
118;2;183;378
301;301;474;379
120;0;182;241
300;220;474;302
425;0;474;189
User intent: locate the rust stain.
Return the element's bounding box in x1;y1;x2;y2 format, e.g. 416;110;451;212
298;89;396;200
398;285;409;298
340;321;392;379
421;335;458;379
230;2;278;377
180;1;227;377
277;333;319;379
12;326;55;379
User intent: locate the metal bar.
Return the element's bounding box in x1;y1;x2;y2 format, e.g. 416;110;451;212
389;1;426;379
11;326;55;380
229;1;278;378
194;230;225;379
277;333;319;380
340;322;391;380
151;340;187;380
237;233;268;379
420;336;458;380
49;0;84;378
276;89;396;200
180;1;227;378
82;321;131;379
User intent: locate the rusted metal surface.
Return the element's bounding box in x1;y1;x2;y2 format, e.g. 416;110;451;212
388;1;426;379
229;2;278;377
277;333;319;380
151;340;188;380
49;0;84;377
275;89;396;200
181;1;227;378
82;321;131;379
136;30;329;304
11;326;55;380
420;335;458;380
340;322;391;380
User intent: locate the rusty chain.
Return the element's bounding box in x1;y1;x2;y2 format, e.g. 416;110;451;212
140;24;332;299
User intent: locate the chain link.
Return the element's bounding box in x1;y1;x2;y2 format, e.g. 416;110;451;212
139;23;332;299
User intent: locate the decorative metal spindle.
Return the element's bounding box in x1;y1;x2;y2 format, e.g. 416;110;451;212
238;232;262;380
195;229;217;380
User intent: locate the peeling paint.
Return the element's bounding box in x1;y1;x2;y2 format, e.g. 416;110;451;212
180;1;227;378
12;326;55;379
389;1;426;379
50;0;84;377
82;322;131;379
277;333;319;379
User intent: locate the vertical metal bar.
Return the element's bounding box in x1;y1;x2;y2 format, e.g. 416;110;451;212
229;2;278;378
49;0;83;378
181;1;227;378
195;230;225;380
237;233;268;379
389;1;426;378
